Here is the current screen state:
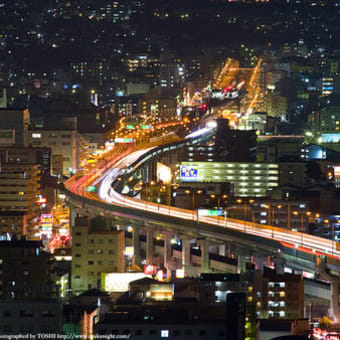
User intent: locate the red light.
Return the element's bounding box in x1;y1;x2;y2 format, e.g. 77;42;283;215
202;104;207;109
227;85;232;91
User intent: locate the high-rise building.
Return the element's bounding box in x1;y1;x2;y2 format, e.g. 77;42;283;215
0;162;41;238
0;108;29;146
0;240;56;300
28;128;87;176
71;217;125;294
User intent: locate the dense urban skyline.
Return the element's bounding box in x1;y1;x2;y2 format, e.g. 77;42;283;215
1;0;340;339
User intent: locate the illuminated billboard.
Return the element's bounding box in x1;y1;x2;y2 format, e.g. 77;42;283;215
40;214;53;235
41;214;53;227
334;166;340;178
198;209;224;217
157;163;172;184
149;284;174;301
115;138;134;143
180;165;198;182
124;246;134;256
101;273;150;292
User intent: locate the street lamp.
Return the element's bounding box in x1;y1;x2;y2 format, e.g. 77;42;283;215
291;210;312;246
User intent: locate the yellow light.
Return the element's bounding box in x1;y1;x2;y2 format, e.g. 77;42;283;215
292;211;298;216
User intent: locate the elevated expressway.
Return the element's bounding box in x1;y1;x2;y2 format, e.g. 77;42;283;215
62;128;340;275
62;125;340;319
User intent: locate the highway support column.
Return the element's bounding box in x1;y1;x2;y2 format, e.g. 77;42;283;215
163;231;173;279
198;238;210;274
132;225;142;267
181;237;192;277
146;228;154;265
330;278;340;323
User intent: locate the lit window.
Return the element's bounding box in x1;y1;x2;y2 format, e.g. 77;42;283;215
32;133;41;138
161;330;169;338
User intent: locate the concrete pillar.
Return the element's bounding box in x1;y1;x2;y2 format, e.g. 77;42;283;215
265;256;272;268
198;238;210;274
218;244;226;257
330;279;340;322
237;255;247;274
254;256;264;271
69;208;78;229
182;238;191;277
273;257;285;274
163;231;173;278
146;229;154;265
132;225;142;267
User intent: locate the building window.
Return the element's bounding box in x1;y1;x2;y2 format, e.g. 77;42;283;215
108;250;114;255
97;239;104;244
217;330;225;336
3;311;12;317
75;243;81;247
97;249;104;255
20;310;34;317
88;250;94;255
75;254;81;258
98;261;103;265
161;330;169;338
75;232;81;236
88;261;94;265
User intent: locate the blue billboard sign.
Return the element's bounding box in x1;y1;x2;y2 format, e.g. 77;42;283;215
180;165;198;181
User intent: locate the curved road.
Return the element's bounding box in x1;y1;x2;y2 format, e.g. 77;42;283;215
64;138;340;262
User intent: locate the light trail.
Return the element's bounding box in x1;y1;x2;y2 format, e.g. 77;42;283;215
79;146;340;261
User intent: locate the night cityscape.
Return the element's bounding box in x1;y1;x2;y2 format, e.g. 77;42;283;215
3;0;340;339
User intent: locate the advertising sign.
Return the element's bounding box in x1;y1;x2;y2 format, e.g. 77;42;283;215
124;246;134;256
101;273;150;292
40;214;53;235
157;163;172;184
115;138;134;143
41;214;53;227
198;209;224;217
180;165;198;182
